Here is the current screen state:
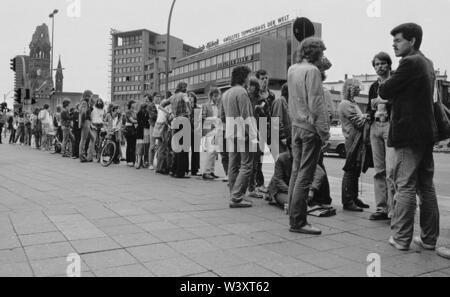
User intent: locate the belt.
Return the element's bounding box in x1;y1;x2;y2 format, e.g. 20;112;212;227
375;118;389;123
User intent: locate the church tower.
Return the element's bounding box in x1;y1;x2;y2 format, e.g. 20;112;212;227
28;24;54;101
55;56;64;92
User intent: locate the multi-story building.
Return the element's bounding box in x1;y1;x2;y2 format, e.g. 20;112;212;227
160;17;322;102
110;29;198;107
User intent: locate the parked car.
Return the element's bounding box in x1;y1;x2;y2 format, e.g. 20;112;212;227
325;125;346;158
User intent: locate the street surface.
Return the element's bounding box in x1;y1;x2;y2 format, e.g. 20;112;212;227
0;144;450;277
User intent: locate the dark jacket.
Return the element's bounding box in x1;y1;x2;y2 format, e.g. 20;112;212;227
271;96;292;142
367;80;392;121
344;122;373;174
379;52;438;148
268;152;292;199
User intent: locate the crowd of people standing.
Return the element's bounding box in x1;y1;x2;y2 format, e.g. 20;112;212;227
1;21;449;260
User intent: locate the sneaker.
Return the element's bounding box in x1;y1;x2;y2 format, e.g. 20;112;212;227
389;236;409;251
230;200;253;209
290;224;322;235
127;163;134;167
413;236;436;251
256;186;269;194
149;166;155;171
355;199;370;209
436;247;450;260
343;204;364;212
247;191;264;199
369;212;390;221
210;173;220;179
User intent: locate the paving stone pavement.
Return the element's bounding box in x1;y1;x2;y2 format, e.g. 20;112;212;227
1;144;450;277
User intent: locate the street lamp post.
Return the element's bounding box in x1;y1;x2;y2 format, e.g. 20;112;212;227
165;0;176;98
49;9;59;82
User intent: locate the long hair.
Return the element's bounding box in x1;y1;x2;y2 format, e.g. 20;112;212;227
298;37;326;64
342;79;362;101
248;77;261;97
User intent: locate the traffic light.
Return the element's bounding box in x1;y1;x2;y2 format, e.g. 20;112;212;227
14;89;22;104
10;58;16;72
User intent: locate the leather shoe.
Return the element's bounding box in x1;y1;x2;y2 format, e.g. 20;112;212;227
389;236;409;251
344;204;363;212
355;199;370;209
369;212;390;221
290;224;322;235
230;200;253;209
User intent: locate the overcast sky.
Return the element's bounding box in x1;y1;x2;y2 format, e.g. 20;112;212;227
1;0;449;106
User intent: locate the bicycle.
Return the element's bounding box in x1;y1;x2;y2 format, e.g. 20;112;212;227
99;130;118;167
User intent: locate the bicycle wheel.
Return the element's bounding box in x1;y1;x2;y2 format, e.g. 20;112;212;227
100;141;117;167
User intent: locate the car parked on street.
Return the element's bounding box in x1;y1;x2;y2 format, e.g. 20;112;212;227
325;123;346;158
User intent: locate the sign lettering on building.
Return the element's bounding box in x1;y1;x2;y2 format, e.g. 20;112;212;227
199;14;290;51
217;55;255;69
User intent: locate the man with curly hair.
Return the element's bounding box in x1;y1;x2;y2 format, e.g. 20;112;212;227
287;37;330;235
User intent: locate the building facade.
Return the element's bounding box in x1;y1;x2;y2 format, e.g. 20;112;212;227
160;18;322;102
110;29;198;108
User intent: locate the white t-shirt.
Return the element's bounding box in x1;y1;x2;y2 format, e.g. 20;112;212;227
38;110;50;125
92;108;105;124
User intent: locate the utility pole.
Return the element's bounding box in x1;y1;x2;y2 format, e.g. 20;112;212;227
165;0;176;98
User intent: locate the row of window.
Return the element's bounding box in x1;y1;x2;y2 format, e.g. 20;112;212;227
144;73;154;81
114;47;142;56
114;75;143;83
117;35;143;47
113;94;142;102
164;61;261;91
144;64;155;71
115;56;143;65
114;85;143;92
114;66;142;74
170;43;261;78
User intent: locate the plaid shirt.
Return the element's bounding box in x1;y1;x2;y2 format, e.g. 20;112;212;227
167;92;191;119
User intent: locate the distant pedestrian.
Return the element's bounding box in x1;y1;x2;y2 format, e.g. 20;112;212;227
79;100;95;163
379;23;440;251
125;100;138;167
38;104;51;150
0;108;6;144
61;98;72;158
144;94;158;170
71;104;81;159
161;82;191;179
201;88;221;180
136;102;150;170
189;92;201;177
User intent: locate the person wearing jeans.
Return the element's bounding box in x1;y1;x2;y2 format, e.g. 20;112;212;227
287;37;330;235
79;100;95;163
367;52;396;221
202;88;221;180
379;23;440;251
61;99;72;158
220;66;257;208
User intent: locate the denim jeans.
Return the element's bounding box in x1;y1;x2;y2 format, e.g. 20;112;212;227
203;151;218;174
391;144;440;247
228;139;254;203
79;122;95;162
288;127;322;229
61;126;72;156
370;122;395;215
